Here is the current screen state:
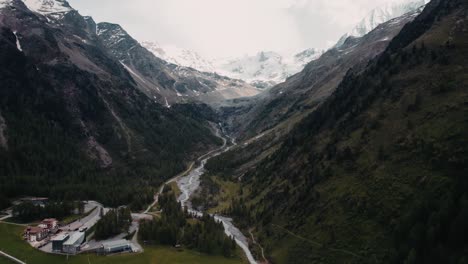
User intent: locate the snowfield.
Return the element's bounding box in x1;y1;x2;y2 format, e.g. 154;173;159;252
22;0;72;15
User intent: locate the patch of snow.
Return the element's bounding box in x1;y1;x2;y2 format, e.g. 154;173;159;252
379;37;391;42
176;92;182;97
96;27;108;36
335;0;427;47
164;97;171;108
120;61;149;85
13;31;22;52
73;34;89;44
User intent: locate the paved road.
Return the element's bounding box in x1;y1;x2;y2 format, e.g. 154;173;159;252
0;250;26;264
0;214;11;221
61;201;106;231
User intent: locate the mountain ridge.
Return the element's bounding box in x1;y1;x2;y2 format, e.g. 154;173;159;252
0;0;223;208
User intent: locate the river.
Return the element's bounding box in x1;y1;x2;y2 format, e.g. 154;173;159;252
176;127;257;264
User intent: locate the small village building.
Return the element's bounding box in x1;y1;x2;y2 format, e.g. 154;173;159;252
62;232;85;254
99;239;132;255
24;226;48;242
39;218;58;231
20;197;48;207
51;233;69;252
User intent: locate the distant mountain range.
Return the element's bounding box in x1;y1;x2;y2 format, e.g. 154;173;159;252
141;0;427;90
213;49;323;89
141;43;324;90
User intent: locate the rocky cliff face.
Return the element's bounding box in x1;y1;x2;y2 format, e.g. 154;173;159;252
96;23;259;105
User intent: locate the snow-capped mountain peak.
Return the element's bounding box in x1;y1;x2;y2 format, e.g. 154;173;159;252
22;0;72;15
336;0;428;47
96;23;130;49
213;49;323;89
292;48;323;69
142;41;215;73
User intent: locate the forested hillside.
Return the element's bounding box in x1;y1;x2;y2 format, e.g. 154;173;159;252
205;0;468;263
0;0;221;209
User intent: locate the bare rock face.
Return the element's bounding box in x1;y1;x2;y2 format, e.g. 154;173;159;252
96;22;259;105
86;136;112;168
0;112;7;150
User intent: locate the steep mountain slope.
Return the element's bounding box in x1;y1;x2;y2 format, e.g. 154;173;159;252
222;7;422;141
206;0;468;263
336;0;429;47
0;0;222;208
94;23;259;105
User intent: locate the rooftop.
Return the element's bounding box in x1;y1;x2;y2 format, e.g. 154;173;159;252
42;218;58;222
63;232;84;246
102;239;131;249
20;197;48;201
51;233;69;241
26;226;45;233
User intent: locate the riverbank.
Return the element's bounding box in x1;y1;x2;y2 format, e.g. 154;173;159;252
175;126;258;264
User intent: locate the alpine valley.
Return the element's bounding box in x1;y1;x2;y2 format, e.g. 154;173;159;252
0;0;466;264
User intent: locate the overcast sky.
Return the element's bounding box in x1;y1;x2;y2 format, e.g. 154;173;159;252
68;0;407;58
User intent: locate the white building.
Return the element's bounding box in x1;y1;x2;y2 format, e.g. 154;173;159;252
62;232;85;254
99;239;132;255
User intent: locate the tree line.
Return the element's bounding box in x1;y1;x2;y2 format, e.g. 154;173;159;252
139;188;237;257
94;207;132;240
12;201;84;222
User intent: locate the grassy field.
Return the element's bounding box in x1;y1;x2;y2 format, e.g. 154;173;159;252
0;223;245;264
168;182;181;198
205;176;240;214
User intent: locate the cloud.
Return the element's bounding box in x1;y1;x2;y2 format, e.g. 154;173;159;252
68;0;407;58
